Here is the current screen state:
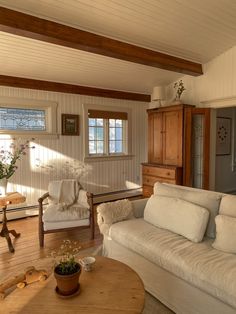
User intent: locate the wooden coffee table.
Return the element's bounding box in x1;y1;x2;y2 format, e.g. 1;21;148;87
2;256;145;314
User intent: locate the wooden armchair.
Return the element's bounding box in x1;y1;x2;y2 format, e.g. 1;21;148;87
38;186;94;247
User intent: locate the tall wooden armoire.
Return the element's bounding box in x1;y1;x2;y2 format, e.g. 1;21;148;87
142;104;194;197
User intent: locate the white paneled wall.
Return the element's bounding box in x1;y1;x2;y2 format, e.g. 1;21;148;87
162;45;236;192
165;46;236;107
0;86;148;205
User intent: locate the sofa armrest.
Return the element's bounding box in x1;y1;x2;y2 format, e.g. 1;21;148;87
131;198;149;218
97;199;134;235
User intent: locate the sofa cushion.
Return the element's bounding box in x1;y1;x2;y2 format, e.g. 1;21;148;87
109;218;236;309
219;194;236;217
144;195;209;242
212;215;236;253
153;182;223;238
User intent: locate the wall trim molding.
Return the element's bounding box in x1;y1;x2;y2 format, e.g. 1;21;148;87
0;75;150;102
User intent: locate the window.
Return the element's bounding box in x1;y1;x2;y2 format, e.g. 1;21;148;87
0;97;57;137
0;108;46;131
85;107;131;159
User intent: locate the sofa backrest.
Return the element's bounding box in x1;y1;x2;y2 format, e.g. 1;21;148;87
153;182;224;238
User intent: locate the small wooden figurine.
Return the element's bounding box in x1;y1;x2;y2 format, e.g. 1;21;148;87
0;266;48;299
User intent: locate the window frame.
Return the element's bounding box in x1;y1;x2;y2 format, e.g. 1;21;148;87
83;104;132;161
0;97;58;138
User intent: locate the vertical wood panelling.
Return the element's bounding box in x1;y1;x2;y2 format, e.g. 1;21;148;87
0;86;148;205
165;46;236;107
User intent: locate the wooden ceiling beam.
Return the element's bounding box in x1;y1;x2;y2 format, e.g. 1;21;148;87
0;7;203;76
0;75;150;102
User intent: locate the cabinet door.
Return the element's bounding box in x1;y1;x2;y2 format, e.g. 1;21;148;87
148;112;163;163
162;110;183;166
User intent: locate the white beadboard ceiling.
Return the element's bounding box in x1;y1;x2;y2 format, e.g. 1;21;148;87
0;0;236;93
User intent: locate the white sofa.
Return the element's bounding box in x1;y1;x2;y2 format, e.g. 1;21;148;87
97;183;236;314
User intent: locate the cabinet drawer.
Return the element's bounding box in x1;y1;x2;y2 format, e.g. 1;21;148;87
143;185;153;197
143;166;176;179
143;175;176;186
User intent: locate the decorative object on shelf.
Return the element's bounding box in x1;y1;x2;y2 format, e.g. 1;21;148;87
0;139;35;196
0;266;48;299
52;239;81;297
79;256;96;272
216;117;231;155
61;114;80;136
152;86;166;107
173;80;186;104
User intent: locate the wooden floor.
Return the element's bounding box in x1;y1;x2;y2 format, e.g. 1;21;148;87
0;215;102;279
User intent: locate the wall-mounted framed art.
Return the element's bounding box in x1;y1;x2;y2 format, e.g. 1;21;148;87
216;117;231;155
61;114;80;136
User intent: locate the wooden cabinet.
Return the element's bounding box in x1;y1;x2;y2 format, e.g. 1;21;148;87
142;163;183;197
142;104;193;196
148;105;184;166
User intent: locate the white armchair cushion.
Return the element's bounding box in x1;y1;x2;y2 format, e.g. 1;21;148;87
144;195;209;243
43;204;90;222
212;215;236;253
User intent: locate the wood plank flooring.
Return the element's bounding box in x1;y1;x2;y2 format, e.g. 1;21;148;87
0;215;102;279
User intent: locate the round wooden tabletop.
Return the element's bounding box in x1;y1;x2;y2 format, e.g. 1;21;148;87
2;256;145;314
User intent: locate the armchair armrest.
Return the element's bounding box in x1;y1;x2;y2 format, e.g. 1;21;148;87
38;192;49;217
97;199;134;236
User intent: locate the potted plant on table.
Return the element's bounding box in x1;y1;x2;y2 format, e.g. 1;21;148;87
52;240;81;296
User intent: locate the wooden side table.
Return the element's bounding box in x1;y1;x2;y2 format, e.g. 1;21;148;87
0;192;26;253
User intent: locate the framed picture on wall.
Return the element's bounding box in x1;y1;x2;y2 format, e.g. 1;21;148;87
216;117;231;155
61;114;80;136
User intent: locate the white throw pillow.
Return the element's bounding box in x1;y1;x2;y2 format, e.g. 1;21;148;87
153;182;222;238
212;215;236;253
144;195;209;243
219;195;236;217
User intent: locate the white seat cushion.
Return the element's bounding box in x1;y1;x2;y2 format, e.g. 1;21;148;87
43;204;90;222
44;219;89;231
109;218;236;309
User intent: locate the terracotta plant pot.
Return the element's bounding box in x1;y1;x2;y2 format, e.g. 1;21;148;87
54;264;81;296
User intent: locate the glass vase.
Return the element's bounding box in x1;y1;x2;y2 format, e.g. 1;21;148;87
0;178;8;196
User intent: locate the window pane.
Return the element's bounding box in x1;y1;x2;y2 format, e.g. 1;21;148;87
89;141;96;154
109;140;115;153
89;118;96;126
116;128;122;140
0;107;46;131
115;119;122;127
115;141;123;153
96;119;103;126
89;127;95;140
97;141;104;154
109;127;115;140
96;127;103;140
109;119;115;127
